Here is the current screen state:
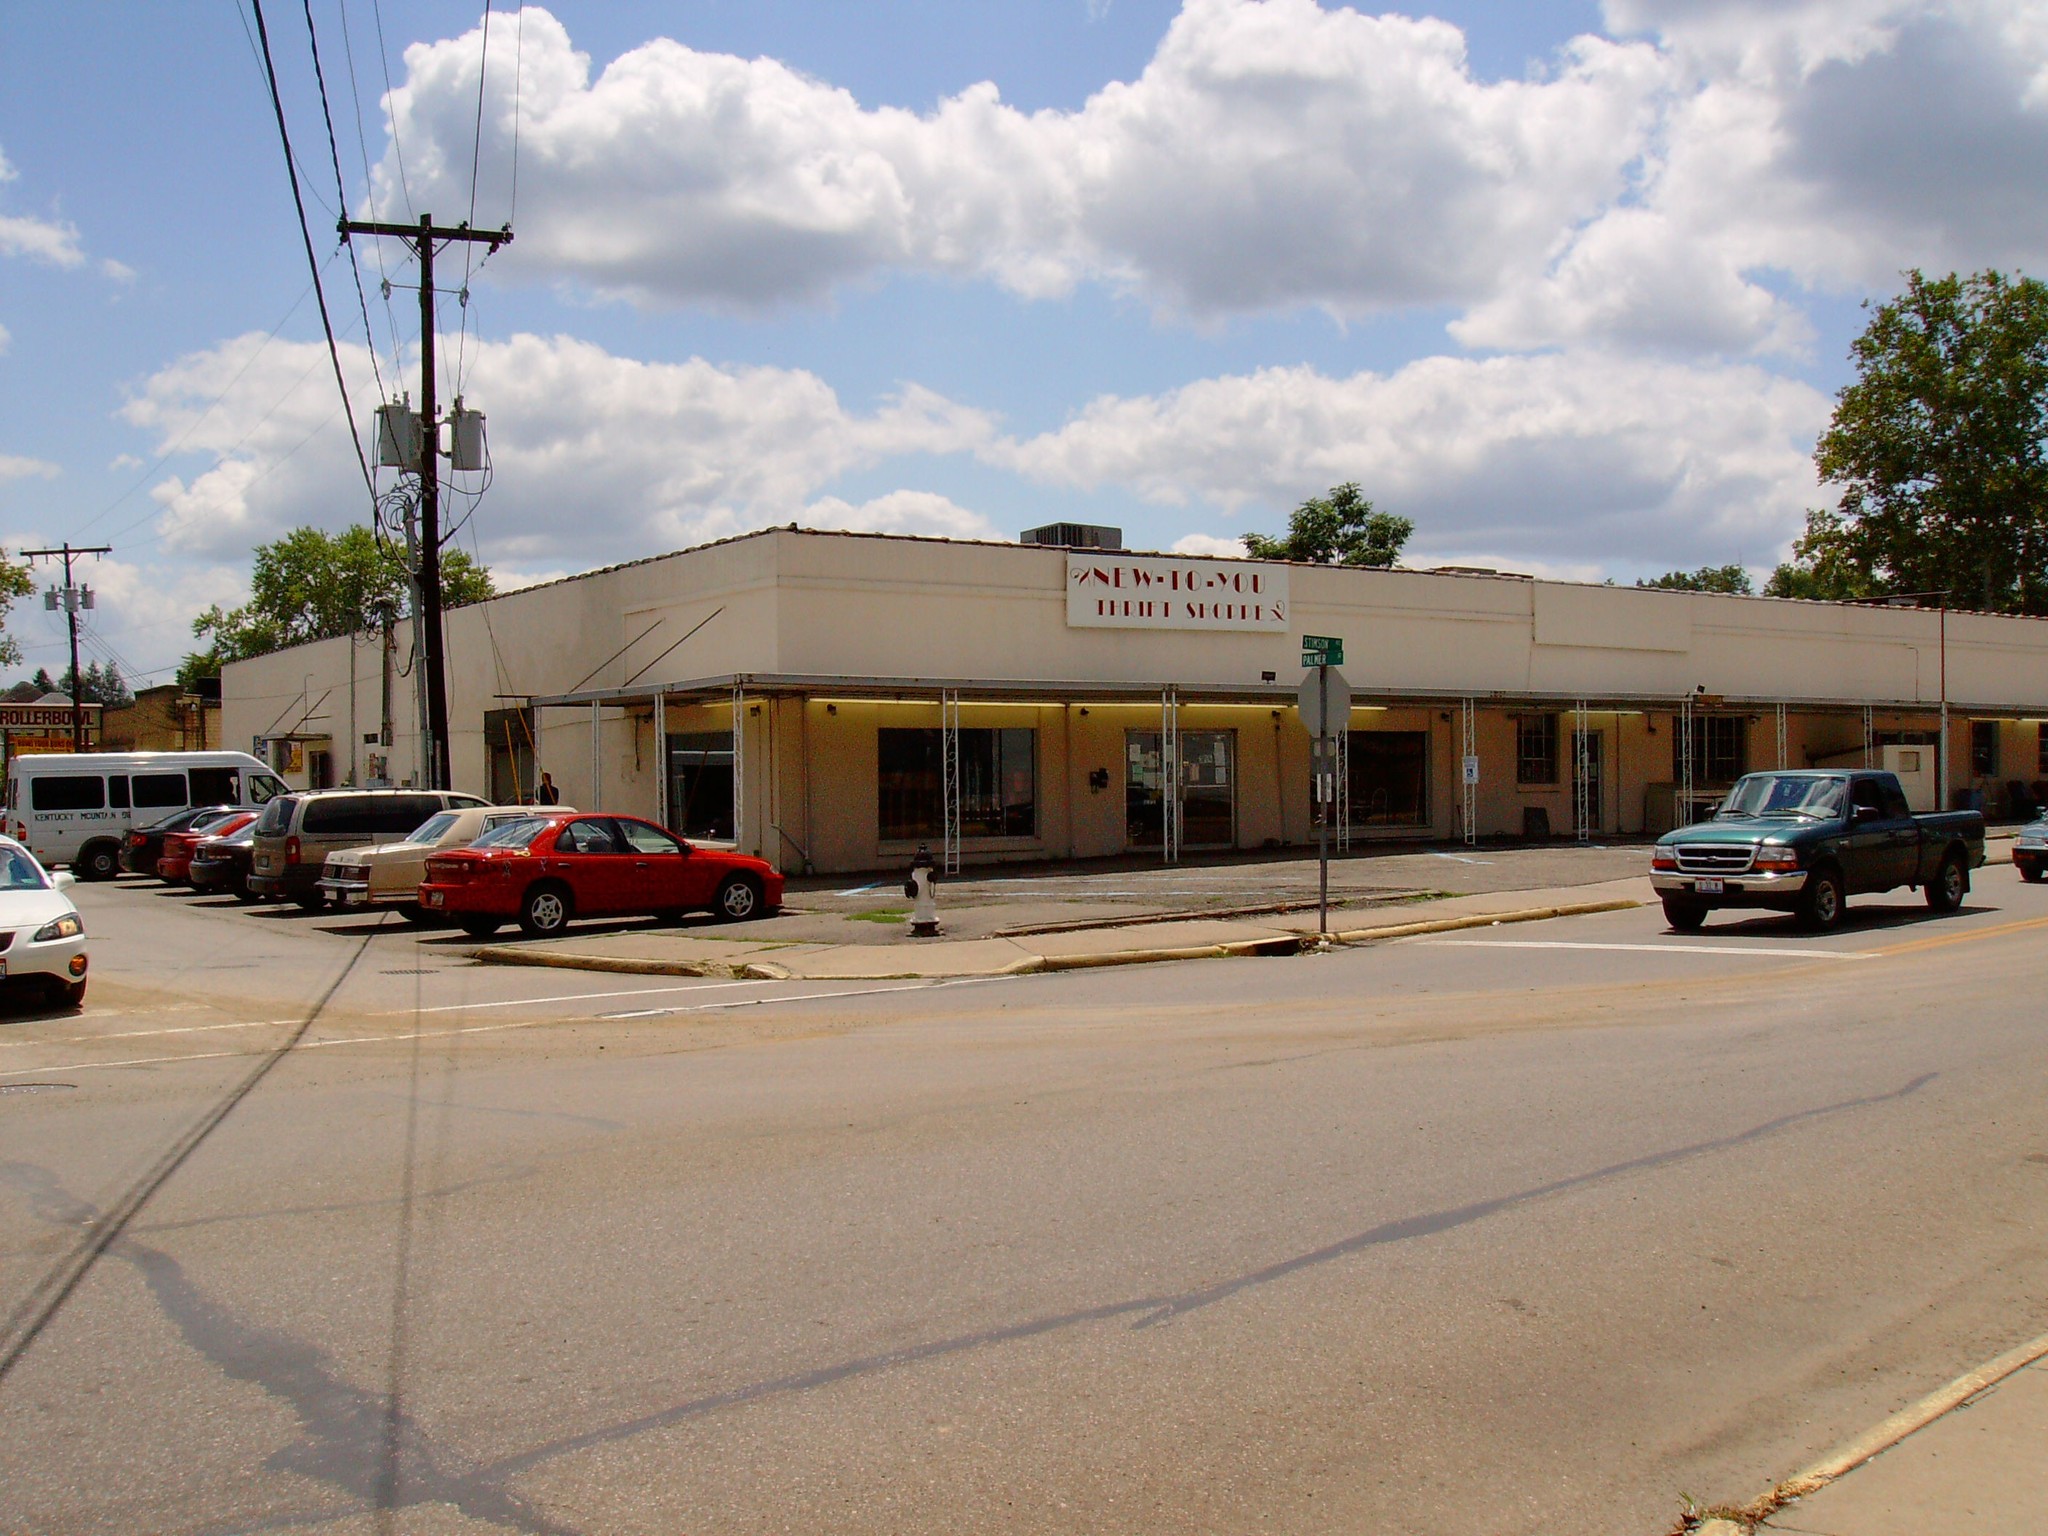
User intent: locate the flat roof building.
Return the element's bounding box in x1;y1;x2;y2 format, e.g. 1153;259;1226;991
222;527;2048;873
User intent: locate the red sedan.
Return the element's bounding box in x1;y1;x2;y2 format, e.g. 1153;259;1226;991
156;811;259;885
419;812;784;939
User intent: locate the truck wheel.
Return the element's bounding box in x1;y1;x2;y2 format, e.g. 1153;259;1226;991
1661;899;1707;933
1800;867;1845;931
1925;852;1967;912
76;842;120;882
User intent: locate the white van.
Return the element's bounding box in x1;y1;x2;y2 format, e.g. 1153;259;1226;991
6;751;289;880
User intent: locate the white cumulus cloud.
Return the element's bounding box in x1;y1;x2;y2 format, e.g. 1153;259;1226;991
993;353;1834;568
370;2;1665;318
120;333;994;569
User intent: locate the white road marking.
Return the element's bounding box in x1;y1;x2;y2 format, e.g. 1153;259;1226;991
1419;939;1874;960
0;978;994;1079
0;1017;299;1049
400;977;782;1015
1428;851;1493;865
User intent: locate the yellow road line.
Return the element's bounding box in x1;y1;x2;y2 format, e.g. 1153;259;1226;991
1864;913;2048;959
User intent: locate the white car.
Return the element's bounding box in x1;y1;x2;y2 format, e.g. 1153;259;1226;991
0;837;88;1009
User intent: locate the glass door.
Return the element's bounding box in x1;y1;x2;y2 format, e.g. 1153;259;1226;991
1125;730;1236;850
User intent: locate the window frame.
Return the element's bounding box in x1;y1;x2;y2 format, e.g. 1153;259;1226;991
1515;714;1558;786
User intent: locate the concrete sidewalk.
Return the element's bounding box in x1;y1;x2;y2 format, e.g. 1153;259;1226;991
461;876;1653;979
1692;1331;2048;1535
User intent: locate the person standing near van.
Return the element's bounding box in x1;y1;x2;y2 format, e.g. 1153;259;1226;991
536;772;560;805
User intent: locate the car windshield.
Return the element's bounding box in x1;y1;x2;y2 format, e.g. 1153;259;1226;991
468;817;549;850
0;846;50;890
1718;774;1847;819
407;812;460;844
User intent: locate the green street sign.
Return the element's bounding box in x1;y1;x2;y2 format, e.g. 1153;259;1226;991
1300;634;1344;666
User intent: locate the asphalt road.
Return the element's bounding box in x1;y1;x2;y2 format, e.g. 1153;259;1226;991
2;865;2046;1533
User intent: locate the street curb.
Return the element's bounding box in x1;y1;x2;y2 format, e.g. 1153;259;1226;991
1689;1326;2048;1533
1328;897;1642;946
458;898;1643;981
458;948;736;977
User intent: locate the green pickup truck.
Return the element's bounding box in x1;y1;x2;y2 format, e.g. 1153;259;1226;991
1650;769;1985;932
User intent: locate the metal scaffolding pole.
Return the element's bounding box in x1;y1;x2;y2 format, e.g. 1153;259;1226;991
941;688;962;874
1161;686;1181;864
732;684;747;853
1573;698;1591;842
1862;704;1875;769
589;701;602;812
1335;723;1351;853
655;690;669;830
1679;696;1695;826
1460;696;1477;846
1776;702;1788;769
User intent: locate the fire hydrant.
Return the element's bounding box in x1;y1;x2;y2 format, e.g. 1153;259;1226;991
905;843;941;936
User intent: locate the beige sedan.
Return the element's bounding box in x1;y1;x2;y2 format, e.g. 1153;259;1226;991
317;804;573;922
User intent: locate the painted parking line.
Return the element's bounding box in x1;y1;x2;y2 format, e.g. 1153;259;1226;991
0;978;992;1080
1419;939;1876;960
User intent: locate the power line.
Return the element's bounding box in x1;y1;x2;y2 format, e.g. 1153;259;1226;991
333;0;407;371
369;0;415;217
248;0;377;506
304;0;387;403
70;263;328;539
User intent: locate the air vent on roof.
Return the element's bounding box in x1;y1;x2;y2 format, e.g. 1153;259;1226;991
1021;522;1122;550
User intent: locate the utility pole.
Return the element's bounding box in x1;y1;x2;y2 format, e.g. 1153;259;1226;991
24;543;112;750
339;213;511;788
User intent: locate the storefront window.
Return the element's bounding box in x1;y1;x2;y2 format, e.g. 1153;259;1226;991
1676;715;1747;785
878;728;1036;840
1971;720;1998;777
1349;732;1428;827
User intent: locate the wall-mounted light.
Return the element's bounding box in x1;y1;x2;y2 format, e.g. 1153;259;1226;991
1078;707;1091;717
749;704;761;716
1260;670;1277;683
1087;767;1110;792
826;703;837;715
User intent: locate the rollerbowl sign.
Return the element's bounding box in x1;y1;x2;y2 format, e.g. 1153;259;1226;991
1066;555;1289;632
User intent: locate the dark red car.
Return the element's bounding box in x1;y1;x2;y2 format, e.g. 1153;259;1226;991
418;812;784;939
156;811;259;885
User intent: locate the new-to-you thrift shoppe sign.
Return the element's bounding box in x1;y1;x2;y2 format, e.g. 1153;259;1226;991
1066;555;1289;632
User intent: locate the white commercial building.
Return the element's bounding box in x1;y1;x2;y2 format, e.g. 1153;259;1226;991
223;528;2048;874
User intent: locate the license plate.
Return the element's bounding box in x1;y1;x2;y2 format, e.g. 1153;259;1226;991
343;890;368;905
1694;878;1724;894
426;890;444;907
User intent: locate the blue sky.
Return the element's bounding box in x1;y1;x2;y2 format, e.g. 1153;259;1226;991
2;1;2043;685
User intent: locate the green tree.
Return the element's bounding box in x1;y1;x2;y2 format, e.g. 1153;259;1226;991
187;524;493;676
31;666;56;694
0;554;32;670
1242;483;1412;566
1637;564;1754;595
1777;269;2048;612
58;660;134;708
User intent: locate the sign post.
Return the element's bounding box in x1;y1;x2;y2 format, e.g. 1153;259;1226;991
1296;643;1351;936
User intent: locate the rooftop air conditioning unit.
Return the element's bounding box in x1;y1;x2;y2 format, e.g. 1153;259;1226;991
1021;522;1123;550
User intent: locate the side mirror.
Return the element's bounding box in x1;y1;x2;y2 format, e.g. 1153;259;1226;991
53;870;76;891
1853;803;1881;823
